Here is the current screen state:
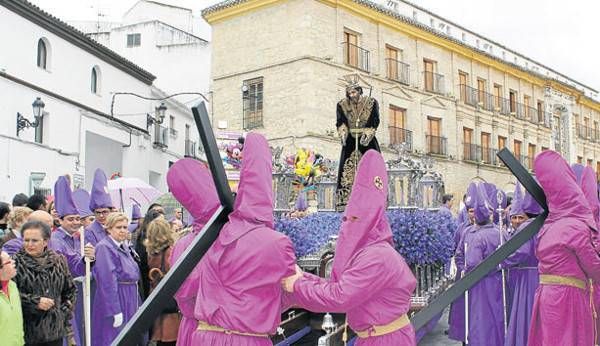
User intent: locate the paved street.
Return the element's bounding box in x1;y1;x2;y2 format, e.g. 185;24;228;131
419;309;462;346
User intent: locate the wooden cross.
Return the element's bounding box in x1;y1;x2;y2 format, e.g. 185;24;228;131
113;102;234;345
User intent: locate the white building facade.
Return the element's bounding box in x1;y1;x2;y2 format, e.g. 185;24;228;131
70;0;212;104
0;0;204;202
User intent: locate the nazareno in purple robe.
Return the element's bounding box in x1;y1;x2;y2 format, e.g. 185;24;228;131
448;182;477;342
191;133;297;346
92;236;141;346
459;183;505;346
290;150;416;346
528;151;600;346
500;181;544;346
167;158;220;346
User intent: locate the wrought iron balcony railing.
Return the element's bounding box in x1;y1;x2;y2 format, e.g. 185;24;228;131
184;139;197;158
426;135;447;156
386;58;411;86
342;41;370;72
388;126;413;151
423;71;445;94
153;125;168;148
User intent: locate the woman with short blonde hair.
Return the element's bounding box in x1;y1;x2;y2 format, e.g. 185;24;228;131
8;207;33;231
92;211;141;346
145;218;180;345
105;212;129;231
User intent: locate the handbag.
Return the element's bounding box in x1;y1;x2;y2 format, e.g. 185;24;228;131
148;250;179;314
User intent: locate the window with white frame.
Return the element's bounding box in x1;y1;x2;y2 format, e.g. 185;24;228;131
126;33;141;47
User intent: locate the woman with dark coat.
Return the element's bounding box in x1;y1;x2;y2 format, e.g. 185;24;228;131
14;220;76;346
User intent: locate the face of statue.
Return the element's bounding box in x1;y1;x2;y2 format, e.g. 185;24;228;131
348;89;360;102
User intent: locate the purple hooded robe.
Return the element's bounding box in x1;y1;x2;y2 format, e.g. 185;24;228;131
167;159;220;346
191;133;297;346
49;176;87;345
528;151;600;346
92;235;141;346
448;182;477;342
290;150;417;345
501;184;543;346
454;183;505;345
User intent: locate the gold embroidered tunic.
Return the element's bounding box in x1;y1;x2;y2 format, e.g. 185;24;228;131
335;95;381;210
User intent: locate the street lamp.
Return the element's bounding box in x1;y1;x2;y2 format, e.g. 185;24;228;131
147;102;167;129
16;97;45;137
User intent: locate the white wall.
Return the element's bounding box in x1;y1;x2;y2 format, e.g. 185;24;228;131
0;5;199;202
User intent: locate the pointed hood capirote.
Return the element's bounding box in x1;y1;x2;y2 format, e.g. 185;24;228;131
72;189;93;217
579;166;600;227
473;183;492;224
218;133;275;245
571;163;585;185
464;182;478;209
510;183;524;217
535;150;594;229
54;176;79;218
331;150;393;281
166;158;220;229
89;169;114;211
131;204;142;220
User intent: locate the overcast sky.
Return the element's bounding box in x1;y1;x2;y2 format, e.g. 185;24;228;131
29;0;600;91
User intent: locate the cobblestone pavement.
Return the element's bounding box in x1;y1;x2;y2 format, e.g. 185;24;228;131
419;309;462;346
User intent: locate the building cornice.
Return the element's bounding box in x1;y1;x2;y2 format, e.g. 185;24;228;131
2;0;156;85
202;0;600;113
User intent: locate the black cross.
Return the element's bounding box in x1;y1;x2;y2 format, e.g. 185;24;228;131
113;102;233;345
410;148;548;330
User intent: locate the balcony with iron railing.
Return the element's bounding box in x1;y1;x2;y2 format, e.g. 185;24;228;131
153;125;168;148
184;139;197;158
423;71;445;94
426;135;447;156
458;84;552;128
576;124;600;142
342;42;370;72
462;143;498;165
389;126;413;151
386;58;410;86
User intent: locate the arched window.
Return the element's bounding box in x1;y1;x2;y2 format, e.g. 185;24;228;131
91;66;101;94
37;39;47;69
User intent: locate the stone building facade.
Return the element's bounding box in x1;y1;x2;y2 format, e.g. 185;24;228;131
201;0;600;199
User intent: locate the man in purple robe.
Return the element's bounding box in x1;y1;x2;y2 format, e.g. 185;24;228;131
501;183;543;346
457;183;505;345
283;150;417;345
528;151;600;346
448;182;477;343
190;133;297;345
50;176;96;346
85;169;114;246
167;158;220;346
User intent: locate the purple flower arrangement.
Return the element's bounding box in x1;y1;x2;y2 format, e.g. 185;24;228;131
276;209;456;265
275;212;341;258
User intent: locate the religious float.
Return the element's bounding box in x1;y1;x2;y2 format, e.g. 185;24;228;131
269;144;456;345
